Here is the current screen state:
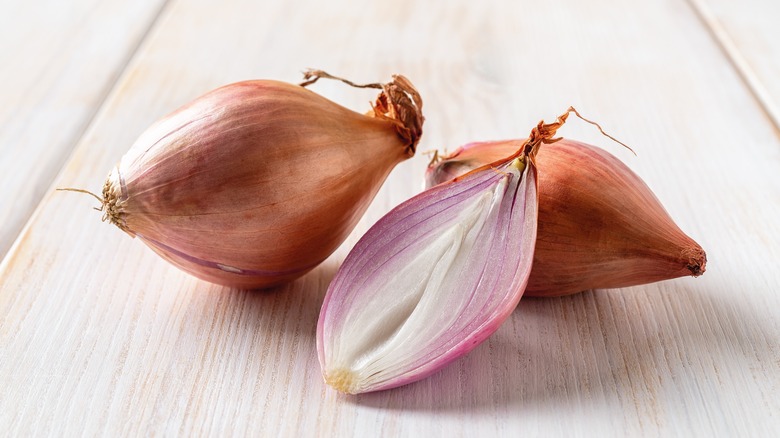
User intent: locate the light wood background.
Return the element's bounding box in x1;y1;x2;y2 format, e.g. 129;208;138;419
1;0;778;436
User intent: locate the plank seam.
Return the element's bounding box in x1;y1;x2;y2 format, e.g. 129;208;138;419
0;0;174;270
685;0;780;134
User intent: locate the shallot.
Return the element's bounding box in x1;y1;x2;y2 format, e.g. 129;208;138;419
426;138;706;296
317;109;588;394
64;71;424;289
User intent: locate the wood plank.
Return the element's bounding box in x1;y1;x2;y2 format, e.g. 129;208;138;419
0;0;167;258
1;0;779;435
688;0;780;129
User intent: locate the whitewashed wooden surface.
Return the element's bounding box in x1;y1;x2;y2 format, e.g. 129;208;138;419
1;0;778;436
0;0;166;258
690;0;780;128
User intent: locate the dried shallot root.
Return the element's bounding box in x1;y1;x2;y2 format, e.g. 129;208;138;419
426;138;706;297
61;70;424;289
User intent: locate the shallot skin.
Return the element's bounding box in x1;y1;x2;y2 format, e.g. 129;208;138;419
104;79;420;288
426;139;706;297
319;152;538;394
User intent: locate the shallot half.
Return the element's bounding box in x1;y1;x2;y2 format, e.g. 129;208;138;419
317;109;590;394
426;138;706;297
64;71;424;289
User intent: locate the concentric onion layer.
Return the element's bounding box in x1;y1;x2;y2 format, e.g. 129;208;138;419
317;158;537;394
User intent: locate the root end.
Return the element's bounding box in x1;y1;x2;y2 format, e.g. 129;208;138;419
325;368;359;394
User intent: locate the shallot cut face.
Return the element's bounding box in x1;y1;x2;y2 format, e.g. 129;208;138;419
317;157;537;394
316;107;663;393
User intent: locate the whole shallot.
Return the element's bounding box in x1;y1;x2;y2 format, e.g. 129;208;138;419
64;70;424;289
426;137;706;297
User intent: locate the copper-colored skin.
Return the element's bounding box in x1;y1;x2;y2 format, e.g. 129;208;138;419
104;78;422;289
427;139;706;297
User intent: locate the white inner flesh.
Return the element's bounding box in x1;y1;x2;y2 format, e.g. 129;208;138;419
329;176;510;391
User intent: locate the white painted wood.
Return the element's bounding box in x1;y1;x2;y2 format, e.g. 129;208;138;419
1;0;779;436
0;0;167;258
688;0;780;130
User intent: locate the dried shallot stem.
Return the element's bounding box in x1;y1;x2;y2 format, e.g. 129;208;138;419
299;69;383;89
522;106;634;159
300;69;424;155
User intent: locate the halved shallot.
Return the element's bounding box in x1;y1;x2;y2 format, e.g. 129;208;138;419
317;109;589;394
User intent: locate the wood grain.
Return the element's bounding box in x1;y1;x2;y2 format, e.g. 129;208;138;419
0;0;167;258
1;0;779;435
689;0;780;130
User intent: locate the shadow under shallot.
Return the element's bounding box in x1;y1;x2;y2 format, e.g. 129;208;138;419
162;250;775;428
349;280;777;420
348;298;565;412
236;259;338;339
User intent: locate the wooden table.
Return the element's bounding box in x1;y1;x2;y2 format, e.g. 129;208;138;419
2;0;778;435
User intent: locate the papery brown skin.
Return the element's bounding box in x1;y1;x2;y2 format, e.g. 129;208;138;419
102;78;422;289
426;139;706;297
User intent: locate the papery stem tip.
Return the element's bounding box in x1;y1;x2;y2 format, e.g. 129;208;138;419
299;69;383;89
